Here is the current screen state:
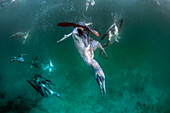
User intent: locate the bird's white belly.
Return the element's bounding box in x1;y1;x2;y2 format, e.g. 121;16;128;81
72;35;85;53
72;35;92;66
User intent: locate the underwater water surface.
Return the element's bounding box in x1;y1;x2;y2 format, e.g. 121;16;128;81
0;0;170;113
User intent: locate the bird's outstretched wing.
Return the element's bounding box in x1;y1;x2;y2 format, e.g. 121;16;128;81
57;23;81;27
58;22;100;37
101;24;115;40
118;19;123;32
27;80;39;92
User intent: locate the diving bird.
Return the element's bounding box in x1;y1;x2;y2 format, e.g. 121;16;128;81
11;31;29;44
101;19;123;48
42;59;55;76
10;54;28;63
11;0;16;3
86;0;95;11
27;72;63;100
57;22;107;95
30;57;40;69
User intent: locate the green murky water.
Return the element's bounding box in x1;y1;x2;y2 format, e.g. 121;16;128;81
0;0;170;113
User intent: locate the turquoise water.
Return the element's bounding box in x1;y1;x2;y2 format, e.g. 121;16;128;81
0;0;170;113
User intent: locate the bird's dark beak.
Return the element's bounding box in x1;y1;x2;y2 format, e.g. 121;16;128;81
96;73;106;96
